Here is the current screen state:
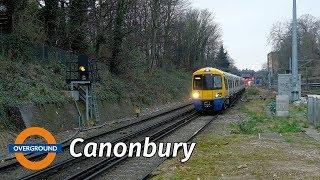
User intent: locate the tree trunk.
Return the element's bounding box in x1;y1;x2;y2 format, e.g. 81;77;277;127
163;0;173;69
110;0;125;75
149;0;160;71
44;0;59;45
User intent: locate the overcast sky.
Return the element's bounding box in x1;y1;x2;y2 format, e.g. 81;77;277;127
191;0;320;71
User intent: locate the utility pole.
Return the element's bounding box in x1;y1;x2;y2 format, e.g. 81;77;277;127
268;59;272;90
291;0;300;101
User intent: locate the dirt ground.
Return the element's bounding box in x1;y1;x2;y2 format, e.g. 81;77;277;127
152;88;320;179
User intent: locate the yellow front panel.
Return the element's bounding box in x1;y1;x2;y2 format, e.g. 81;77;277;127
201;90;213;100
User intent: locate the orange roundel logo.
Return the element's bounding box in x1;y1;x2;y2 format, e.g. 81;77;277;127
8;127;62;170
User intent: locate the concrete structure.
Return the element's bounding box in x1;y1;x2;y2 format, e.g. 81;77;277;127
308;95;320;124
278;74;301;101
276;95;289;117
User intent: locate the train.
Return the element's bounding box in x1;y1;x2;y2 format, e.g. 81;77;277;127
191;67;245;113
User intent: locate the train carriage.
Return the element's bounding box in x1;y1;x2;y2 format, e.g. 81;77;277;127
191;67;245;113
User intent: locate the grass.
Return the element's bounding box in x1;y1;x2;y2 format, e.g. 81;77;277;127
230;87;305;134
153;133;320;179
153;87;320;179
309;87;320;95
0;55;192;131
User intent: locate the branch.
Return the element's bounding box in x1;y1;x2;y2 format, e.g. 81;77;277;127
36;0;44;7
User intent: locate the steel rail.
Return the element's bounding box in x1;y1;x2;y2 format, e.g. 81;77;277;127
19;109;195;180
68;113;199;180
140;93;242;180
0;103;192;172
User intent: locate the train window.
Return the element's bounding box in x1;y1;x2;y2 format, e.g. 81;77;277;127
193;74;222;90
213;75;222;89
193;75;202;90
224;77;228;90
203;74;214;90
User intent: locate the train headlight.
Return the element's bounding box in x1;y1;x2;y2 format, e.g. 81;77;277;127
215;93;222;98
192;92;200;99
79;66;86;72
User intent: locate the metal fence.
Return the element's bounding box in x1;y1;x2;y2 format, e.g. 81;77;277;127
22;42;79;65
0;35;80;65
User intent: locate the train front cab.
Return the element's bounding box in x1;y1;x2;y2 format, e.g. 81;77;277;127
191;71;226;113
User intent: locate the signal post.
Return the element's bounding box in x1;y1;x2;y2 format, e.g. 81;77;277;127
66;54;100;123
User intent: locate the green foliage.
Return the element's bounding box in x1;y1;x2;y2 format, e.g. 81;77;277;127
309;88;320;95
96;67;191;108
215;46;230;71
272;119;301;133
246;87;259;96
231;121;259;135
267;100;276;114
231;111;266;134
12;1;46;43
0;58;67;107
68;0;88;52
231;87;303;135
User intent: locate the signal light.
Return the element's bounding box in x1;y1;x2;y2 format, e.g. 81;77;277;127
79;66;86;72
0;1;13;34
78;54;89;81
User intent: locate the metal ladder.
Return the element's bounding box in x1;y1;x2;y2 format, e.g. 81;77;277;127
91;83;100;122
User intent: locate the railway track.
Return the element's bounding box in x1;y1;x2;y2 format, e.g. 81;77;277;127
138;93;242;180
67;112;199;180
19;110;197;180
2;94;242;180
0;103;191;172
0;103;194;179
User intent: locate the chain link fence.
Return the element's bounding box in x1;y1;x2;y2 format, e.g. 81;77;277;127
0;34;80;65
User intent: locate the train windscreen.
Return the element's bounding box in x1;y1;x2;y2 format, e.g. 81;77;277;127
193;74;222;90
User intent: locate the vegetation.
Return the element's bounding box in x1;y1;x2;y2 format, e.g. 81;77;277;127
230;87;306;134
0;1;243;130
152;87;319;179
309;87;320;95
0;55;192;130
153;133;320;179
3;0;238;73
268;14;320;83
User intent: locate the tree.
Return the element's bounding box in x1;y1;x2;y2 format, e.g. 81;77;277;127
42;0;59;45
268;14;320;73
7;0;227;74
110;0;127;75
215;46;230;71
69;0;87;52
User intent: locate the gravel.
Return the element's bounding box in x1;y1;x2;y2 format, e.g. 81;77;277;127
96;115;216;180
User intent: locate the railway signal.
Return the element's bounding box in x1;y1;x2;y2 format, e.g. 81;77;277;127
78;54;90;81
66;54;100;122
0;0;12;34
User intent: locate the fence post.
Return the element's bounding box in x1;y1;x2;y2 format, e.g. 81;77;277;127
42;43;45;60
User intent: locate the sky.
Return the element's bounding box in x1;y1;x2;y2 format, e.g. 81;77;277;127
191;0;320;71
